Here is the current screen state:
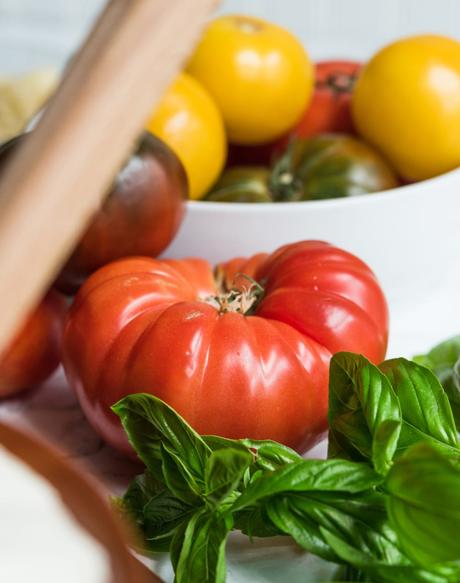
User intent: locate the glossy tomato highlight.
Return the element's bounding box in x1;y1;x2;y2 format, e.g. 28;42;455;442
63;242;388;455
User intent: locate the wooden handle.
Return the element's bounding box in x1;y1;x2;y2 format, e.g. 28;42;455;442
0;0;217;354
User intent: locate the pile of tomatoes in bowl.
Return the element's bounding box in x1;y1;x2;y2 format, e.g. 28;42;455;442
146;14;460;203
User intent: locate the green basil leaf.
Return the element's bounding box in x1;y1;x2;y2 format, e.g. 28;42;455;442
204;435;301;471
119;470;164;527
328;353;402;475
239;438;302;470
265;495;335;561
446;358;460;427
322;529;452;583
386;442;460;566
414;335;460;374
172;508;232;583
335;565;370;581
440;358;460;430
204;448;252;505
298;491;400;561
414;335;460;429
380;359;459;456
233;505;282;539
170;519;188;572
112;393;211;484
120;470;195;553
143;491;195;552
204;435;250;453
232;459;382;512
268;489;403;567
329;354;460;473
161;444;203;504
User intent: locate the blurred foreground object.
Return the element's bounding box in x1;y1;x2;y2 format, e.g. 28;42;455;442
0;421;159;583
0;68;57;142
0;0;217;358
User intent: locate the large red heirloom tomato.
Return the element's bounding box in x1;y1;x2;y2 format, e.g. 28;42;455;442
63;241;388;454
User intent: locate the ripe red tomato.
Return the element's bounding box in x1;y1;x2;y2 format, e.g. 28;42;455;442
63;241;388;455
292;60;361;138
0;292;65;398
0;133;188;294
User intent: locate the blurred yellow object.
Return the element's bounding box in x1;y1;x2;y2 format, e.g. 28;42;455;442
353;35;460;181
0;68;58;143
147;72;227;200
186;14;314;145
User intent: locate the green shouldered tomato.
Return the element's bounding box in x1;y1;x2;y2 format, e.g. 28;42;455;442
205;167;272;203
270;134;399;202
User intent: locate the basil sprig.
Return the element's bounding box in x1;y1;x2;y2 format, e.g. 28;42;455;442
329;354;459;469
414;335;460;429
113;351;460;583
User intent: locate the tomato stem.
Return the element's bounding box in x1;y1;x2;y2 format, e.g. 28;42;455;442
204;274;264;315
318;71;358;95
271;170;303;202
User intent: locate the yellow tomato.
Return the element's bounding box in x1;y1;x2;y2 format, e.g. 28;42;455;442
353;35;460;181
186;14;313;145
147;72;227;200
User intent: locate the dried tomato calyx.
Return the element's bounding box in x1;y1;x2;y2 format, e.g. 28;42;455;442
318;71;358;95
204;275;264;315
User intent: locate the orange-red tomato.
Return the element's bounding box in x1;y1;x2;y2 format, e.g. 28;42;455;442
0;292;65;398
63;242;388;455
291;60;361;138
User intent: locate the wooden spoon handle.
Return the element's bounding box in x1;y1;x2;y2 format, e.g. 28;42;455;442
0;420;160;582
0;0;217;353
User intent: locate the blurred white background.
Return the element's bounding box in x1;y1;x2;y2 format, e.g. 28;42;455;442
1;0;460;74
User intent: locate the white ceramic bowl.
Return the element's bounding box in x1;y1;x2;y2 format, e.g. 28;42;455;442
164;168;460;308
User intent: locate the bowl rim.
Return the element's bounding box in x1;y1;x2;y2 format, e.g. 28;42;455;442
188;165;460;212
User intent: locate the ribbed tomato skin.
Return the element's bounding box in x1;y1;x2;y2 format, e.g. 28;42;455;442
63;242;388;454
